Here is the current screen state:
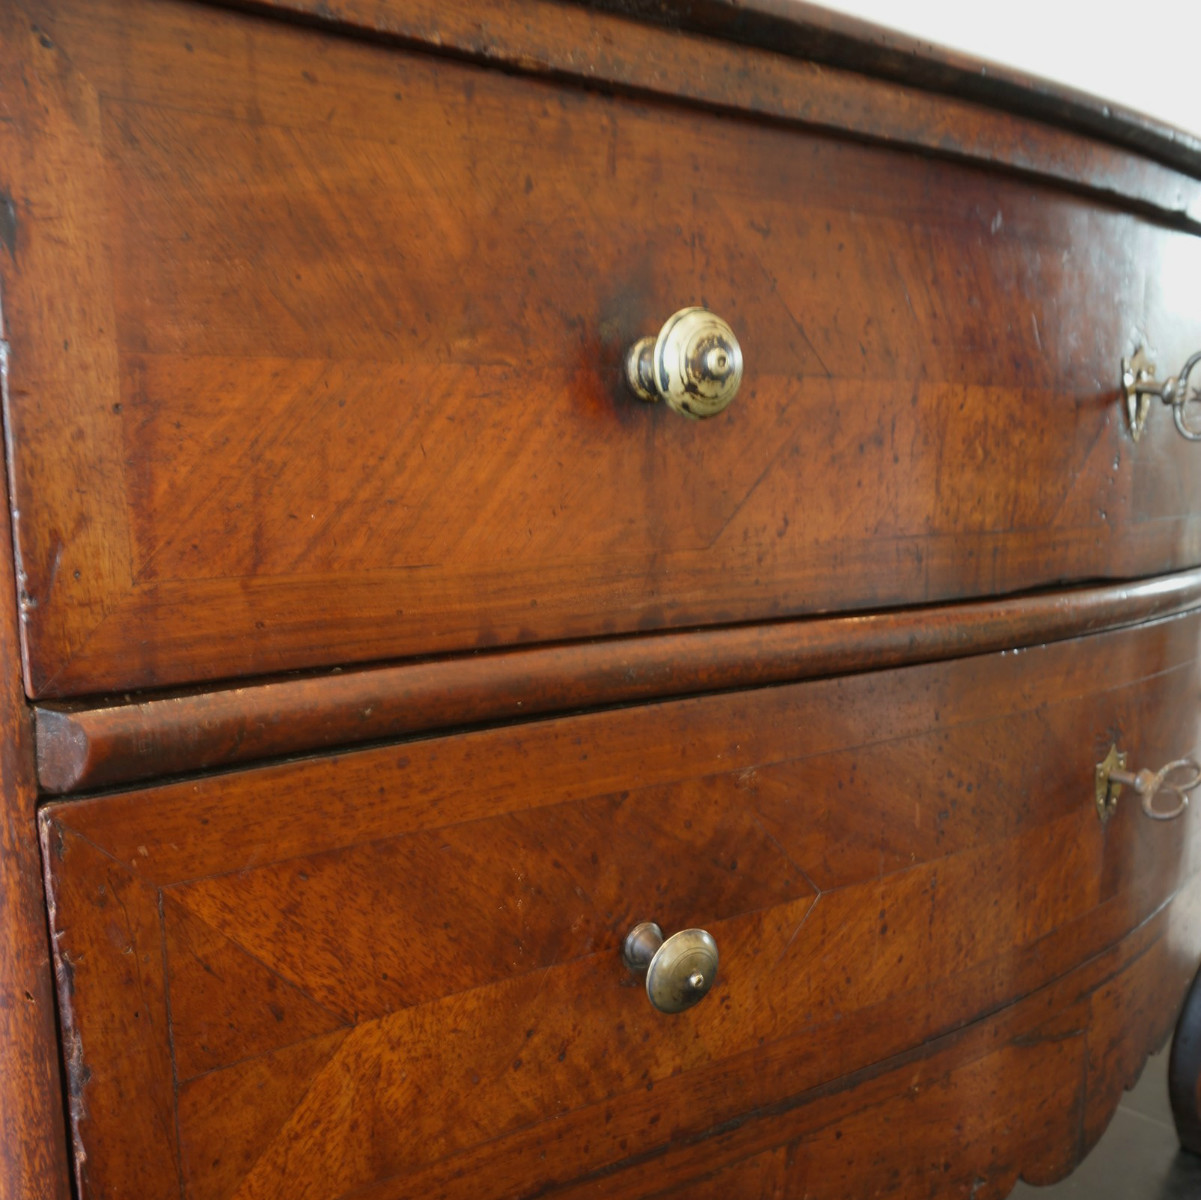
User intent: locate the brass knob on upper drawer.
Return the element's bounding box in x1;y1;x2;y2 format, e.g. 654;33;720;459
624;307;743;419
623;921;719;1014
1095;743;1201;823
1122;348;1201;441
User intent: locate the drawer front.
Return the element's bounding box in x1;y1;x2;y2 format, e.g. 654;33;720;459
6;0;1201;697
41;612;1201;1199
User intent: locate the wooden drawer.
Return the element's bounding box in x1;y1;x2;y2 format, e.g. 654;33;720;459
40;611;1201;1198
4;0;1201;697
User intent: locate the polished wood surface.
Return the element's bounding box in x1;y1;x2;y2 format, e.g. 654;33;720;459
5;0;1201;698
34;567;1201;794
661;913;1197;1200
40;612;1201;1198
0;328;71;1192
576;0;1201;177
224;0;1201;214
9;1;1201;1195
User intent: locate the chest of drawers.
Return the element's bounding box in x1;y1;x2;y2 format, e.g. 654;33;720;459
4;1;1201;1197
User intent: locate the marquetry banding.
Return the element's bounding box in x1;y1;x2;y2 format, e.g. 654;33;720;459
34;567;1201;795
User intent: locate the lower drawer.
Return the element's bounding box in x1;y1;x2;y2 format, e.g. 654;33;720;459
40;611;1201;1199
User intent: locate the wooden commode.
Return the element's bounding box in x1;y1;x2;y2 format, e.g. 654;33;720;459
2;1;1201;1197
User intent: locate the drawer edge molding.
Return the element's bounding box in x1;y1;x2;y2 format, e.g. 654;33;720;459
34;566;1201;796
579;0;1201;181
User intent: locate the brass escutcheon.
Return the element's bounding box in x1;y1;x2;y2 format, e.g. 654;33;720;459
1122;348;1201;442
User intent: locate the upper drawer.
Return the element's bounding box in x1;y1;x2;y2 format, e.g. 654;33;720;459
4;0;1201;696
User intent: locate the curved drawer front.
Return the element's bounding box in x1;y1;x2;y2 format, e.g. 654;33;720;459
5;0;1201;697
40;610;1201;1199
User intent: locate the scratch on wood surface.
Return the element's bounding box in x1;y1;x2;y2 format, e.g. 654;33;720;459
776;894;819;967
0;190;16;259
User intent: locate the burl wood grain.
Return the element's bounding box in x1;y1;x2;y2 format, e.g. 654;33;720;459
5;0;1201;698
41;612;1201;1198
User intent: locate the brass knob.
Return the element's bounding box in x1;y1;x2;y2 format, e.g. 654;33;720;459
622;921;719;1014
1122;347;1201;442
1095;743;1201;823
624;307;743;419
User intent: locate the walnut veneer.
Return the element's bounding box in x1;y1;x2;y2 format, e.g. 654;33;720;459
2;1;1201;1197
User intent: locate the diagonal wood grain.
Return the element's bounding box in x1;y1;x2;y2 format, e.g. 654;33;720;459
177;1030;351;1200
169;777;814;1021
162;896;349;1081
7;0;1201;695
0;0;131;693
39;613;1201;1198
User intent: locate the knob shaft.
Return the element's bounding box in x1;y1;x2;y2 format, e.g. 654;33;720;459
625;307;743;419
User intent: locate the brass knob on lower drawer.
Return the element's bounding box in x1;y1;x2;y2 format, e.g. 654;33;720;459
623;921;719;1014
625;307;743;419
1095;743;1201;823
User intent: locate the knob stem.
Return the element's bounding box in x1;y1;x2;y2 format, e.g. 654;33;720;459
625;340;659;404
622;921;664;971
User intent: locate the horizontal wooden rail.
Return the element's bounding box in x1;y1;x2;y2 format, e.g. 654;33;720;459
34;568;1201;795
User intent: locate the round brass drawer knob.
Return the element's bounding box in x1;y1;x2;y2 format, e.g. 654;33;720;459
624;307;743;419
622;921;719;1014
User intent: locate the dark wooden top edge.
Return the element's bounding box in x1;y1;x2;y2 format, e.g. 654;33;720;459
209;0;1201;189
582;0;1201;180
35;568;1201;795
200;0;1201;228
